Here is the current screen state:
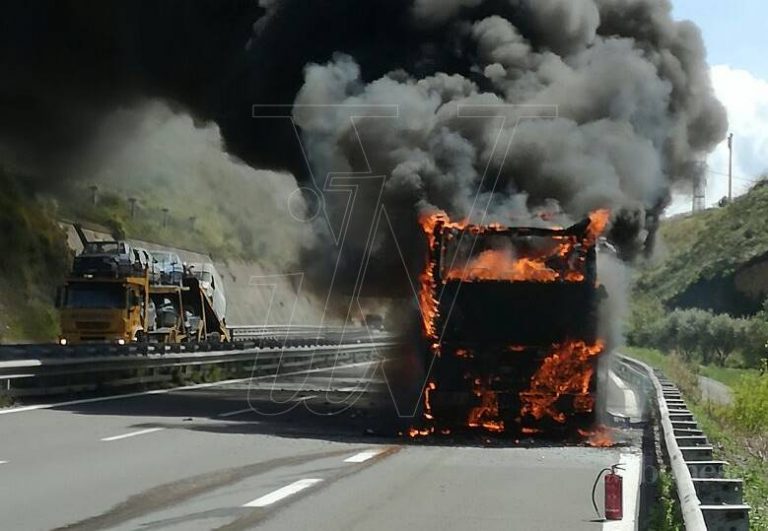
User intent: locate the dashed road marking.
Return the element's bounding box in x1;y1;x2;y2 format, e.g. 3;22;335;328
292;395;317;402
243;478;323;507
218;408;254;418
344;449;385;463
101;427;164;442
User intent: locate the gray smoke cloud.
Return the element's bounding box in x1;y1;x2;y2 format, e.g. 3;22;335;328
79;101;309;269
294;0;727;285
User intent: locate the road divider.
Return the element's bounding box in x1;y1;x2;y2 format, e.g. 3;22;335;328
0;361;379;416
0;333;397;398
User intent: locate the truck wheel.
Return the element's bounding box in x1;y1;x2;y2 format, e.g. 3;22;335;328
135;330;146;343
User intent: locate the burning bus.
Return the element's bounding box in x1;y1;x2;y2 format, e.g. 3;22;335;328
416;210;610;436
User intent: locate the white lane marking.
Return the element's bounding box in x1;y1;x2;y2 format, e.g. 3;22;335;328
343;449;384;463
0;361;378;416
292;395;317;402
243;478;323;508
218;408;254;418
602;452;642;531
101;427;165;442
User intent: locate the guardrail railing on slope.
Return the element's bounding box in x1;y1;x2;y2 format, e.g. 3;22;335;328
228;325;388;344
618;355;750;531
0;328;398;397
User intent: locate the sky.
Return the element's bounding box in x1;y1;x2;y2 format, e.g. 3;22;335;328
669;0;768;213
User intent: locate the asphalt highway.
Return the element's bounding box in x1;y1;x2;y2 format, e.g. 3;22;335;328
0;359;643;531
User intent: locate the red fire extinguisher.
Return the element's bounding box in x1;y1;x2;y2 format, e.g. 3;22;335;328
592;464;624;521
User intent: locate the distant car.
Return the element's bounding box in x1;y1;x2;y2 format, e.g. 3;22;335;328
364;313;385;331
152;251;184;286
73;240;134;278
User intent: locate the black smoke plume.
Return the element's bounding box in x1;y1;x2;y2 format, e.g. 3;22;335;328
1;0;727;296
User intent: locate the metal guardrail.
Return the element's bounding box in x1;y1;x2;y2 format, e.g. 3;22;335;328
228;325;387;344
618;355;750;531
0;330;398;397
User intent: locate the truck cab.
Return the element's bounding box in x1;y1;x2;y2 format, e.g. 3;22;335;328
58;274;149;345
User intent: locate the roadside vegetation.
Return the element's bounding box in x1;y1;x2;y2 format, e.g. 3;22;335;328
646;468;683;531
0;170;71;342
626;181;768;529
628;299;768;369
626;347;768;529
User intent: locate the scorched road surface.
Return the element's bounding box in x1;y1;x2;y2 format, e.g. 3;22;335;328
0;360;641;530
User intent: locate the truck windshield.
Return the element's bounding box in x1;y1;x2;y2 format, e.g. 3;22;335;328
83;242;124;255
65;284;126;309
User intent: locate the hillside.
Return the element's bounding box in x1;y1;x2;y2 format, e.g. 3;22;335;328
0;171;71;341
636;181;768;315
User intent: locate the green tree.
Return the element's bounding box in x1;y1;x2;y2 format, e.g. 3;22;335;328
742;318;768;369
708;314;742;367
675;309;712;363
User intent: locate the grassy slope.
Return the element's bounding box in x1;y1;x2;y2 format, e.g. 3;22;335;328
57;176;299;264
0;171;71;342
59;186;228;258
636;182;768;306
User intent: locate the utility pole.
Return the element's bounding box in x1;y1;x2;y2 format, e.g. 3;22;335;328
89;185;99;206
692;162;706;213
128;197;138;219
728;133;734;201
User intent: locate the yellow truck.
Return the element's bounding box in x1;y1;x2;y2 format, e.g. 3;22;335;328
57;273;151;345
58;272;229;345
57;233;230;346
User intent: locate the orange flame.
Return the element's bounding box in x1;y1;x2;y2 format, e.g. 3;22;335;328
418;211;446;339
445;250;560;283
578;425;615;447
467;377;505;433
586;209;611;244
520;340;605;424
407;426;434;438
455;348;474;359
423;381;437;420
